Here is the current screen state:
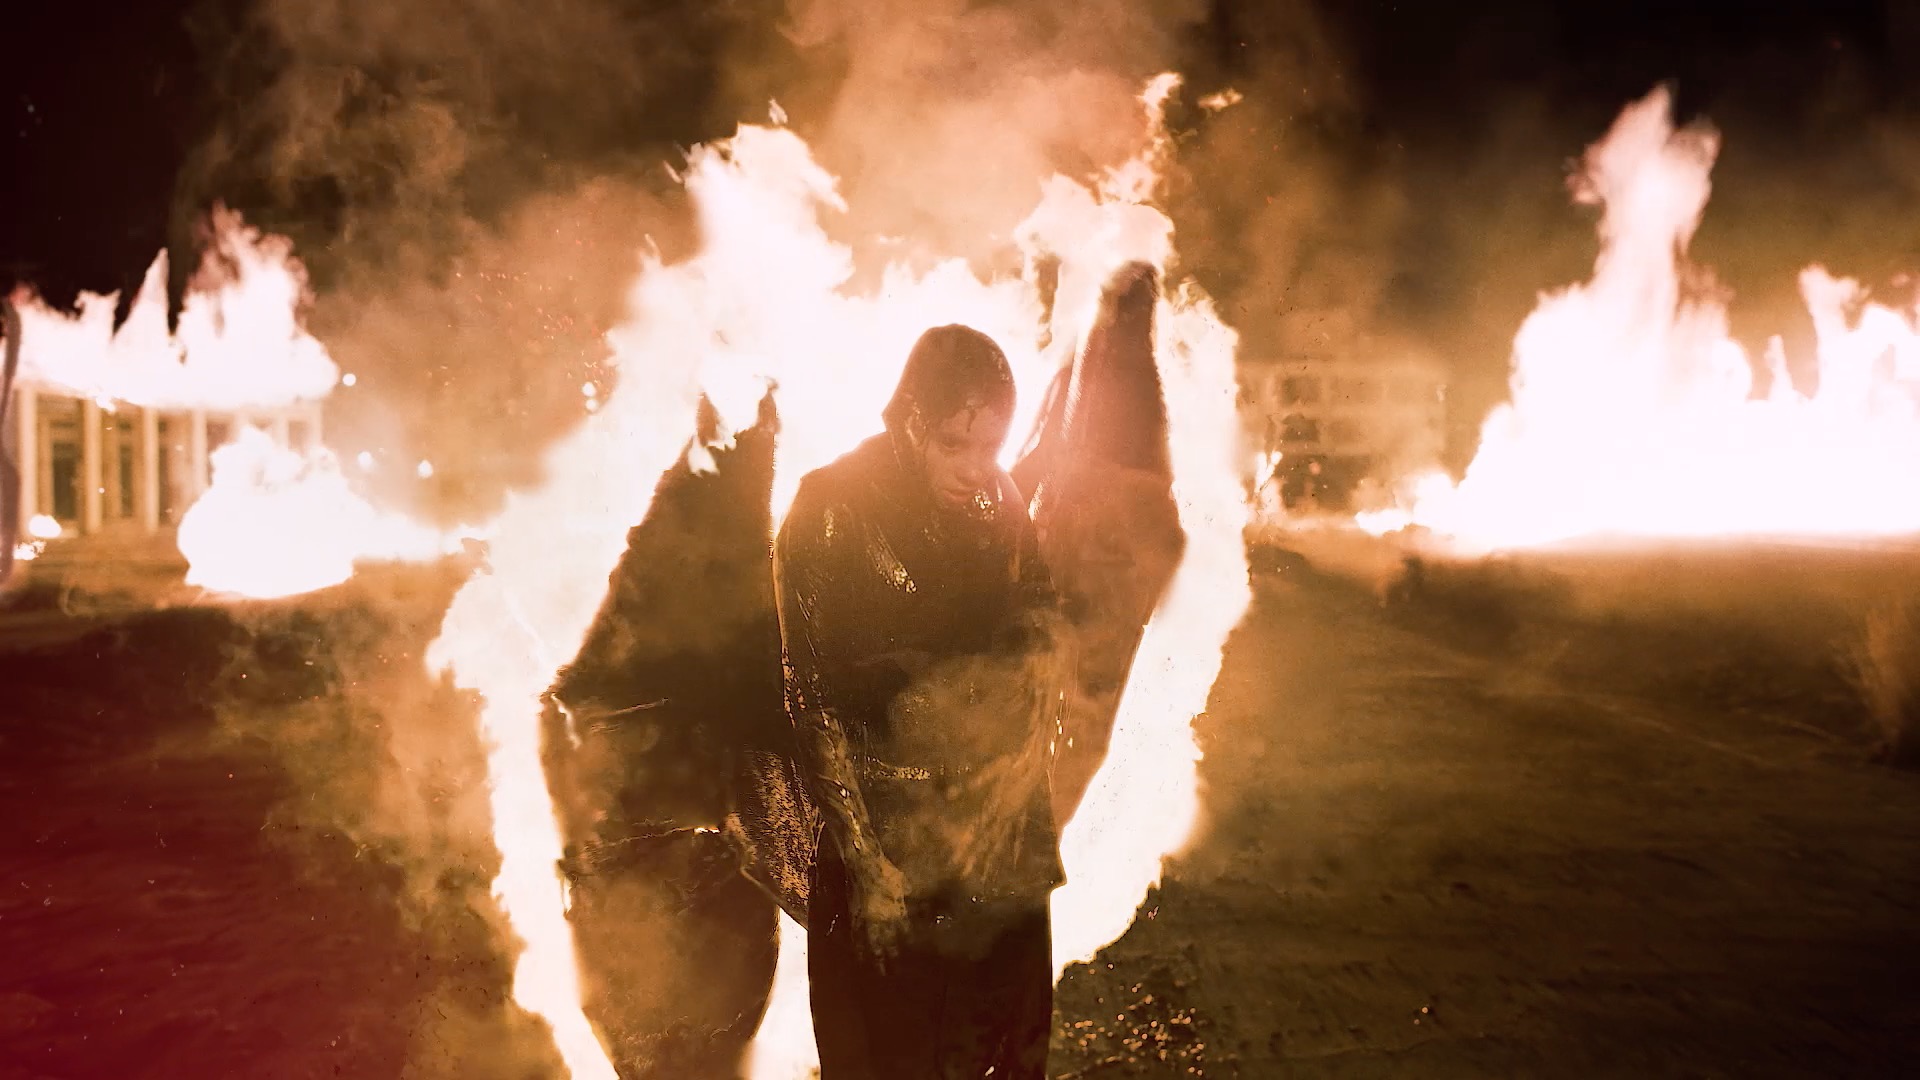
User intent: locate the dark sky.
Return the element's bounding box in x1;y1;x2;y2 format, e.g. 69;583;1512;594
5;1;1908;294
3;0;1916;476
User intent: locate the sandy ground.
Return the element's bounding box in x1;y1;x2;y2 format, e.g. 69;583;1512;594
3;549;1919;1078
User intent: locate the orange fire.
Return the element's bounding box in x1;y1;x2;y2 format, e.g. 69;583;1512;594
9;208;470;596
425;75;1250;1076
12;208;337;411
1389;87;1920;549
179;427;473;599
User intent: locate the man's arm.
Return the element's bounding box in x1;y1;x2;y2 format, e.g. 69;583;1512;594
1003;472;1066;656
773;494;896;881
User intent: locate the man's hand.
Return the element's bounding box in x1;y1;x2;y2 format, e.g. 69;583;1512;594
852;857;911;968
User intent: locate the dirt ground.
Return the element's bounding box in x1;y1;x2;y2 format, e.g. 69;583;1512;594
4;546;1919;1078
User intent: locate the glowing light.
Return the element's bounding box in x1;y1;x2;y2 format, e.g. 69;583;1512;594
27;514;61;541
9;207;337;411
355;451;375;471
1199;89;1243;112
342;372;358;387
1406;86;1920;548
746;918;818;1080
416;460;435;480
6;208;464;596
179;428;472;599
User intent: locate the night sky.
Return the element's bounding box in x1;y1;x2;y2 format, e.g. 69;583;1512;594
3;0;1916;483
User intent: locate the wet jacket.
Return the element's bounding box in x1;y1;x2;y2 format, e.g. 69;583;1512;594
774;433;1066;905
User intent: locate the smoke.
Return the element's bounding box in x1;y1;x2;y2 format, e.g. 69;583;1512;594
1377;93;1600;468
1166;81;1401;364
192;564;575;1077
752;0;1203;272
175;0;782;520
307;180;695;522
180;0;774;258
760;0;1385;368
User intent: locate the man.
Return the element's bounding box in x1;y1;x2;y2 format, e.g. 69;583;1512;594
775;325;1064;1079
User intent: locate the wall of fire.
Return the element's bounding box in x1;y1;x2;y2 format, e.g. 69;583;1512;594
8;383;322;539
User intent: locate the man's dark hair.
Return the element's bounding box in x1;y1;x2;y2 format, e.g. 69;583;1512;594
882;324;1016;433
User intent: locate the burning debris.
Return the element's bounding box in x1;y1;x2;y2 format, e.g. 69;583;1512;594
1056;971;1215;1079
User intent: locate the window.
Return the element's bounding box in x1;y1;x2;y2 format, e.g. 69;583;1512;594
1281;414;1321;444
1281;376;1322;405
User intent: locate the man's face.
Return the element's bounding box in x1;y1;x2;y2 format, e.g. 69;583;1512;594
912;403;1013;513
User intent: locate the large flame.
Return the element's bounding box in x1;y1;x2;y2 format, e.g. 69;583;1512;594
1404;87;1920;548
12;207;338;411
11;208;468;596
426;76;1249;1077
178;428;473;599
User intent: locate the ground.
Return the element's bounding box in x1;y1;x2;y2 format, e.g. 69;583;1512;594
4;542;1919;1078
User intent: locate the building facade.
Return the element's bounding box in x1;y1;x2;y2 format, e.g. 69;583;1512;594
1240;354;1448;513
9;380;321;542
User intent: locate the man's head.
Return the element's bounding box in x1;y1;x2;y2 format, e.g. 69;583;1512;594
883;325;1016;514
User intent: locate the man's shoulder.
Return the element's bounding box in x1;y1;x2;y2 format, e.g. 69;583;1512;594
784;436;889;540
793;437;889;504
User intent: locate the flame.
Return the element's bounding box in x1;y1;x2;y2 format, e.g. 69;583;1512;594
11;206;338;411
745;916;820;1080
178;428;473;599
6;207;467;597
425;77;1248;1077
10;516;62;566
1405;87;1920;548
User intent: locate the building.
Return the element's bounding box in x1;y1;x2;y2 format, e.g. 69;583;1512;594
9;380;321;543
1240;353;1448;513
